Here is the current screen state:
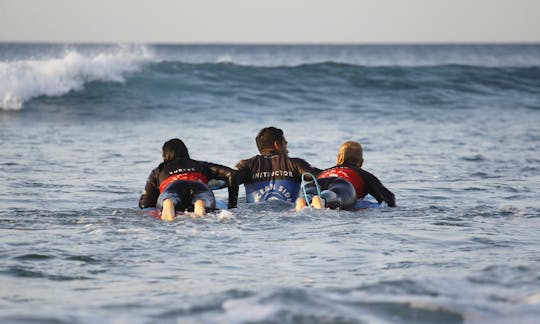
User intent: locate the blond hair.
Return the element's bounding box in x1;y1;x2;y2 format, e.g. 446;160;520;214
336;141;363;165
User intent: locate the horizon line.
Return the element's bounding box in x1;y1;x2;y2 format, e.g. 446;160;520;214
1;40;540;46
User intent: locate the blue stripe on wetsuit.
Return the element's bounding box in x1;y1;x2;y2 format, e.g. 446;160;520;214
245;180;300;203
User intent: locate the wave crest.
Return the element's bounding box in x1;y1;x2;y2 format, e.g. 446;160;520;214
0;44;155;110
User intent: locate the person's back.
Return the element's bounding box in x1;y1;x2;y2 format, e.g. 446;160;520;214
139;138;238;220
318;162;395;207
236;127;320;203
318;141;395;207
295;140;395;211
140;157;228;199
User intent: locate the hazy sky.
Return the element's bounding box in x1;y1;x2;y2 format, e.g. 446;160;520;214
1;0;539;43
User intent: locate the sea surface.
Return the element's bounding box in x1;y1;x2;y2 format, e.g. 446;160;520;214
1;43;539;323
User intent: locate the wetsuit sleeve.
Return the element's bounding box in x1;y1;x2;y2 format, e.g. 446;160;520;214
139;168;160;209
235;159;250;185
294;158;321;179
206;162;239;209
361;170;396;207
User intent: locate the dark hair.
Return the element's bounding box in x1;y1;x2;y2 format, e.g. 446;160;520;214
162;138;189;162
255;127;284;153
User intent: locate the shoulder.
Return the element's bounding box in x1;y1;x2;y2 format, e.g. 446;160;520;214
355;166;374;177
152;162;167;175
359;167;377;177
356;167;384;185
181;157;204;165
288;156;312;166
236;155;260;168
146;163;164;184
189;158;205;165
165;158;204;170
290;156;320;173
202;160;233;170
157;161;166;170
324;164;343;170
189;158;214;170
289;156;307;162
320;165;357;178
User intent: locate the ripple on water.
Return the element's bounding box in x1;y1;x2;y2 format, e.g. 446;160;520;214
1;266;93;281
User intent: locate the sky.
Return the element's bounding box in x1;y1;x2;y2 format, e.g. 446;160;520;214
1;0;539;44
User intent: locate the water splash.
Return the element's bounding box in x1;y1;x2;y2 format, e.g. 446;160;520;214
0;44;155;110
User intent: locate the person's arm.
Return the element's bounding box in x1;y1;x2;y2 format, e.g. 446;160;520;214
206;162;239;209
361;170;396;207
139;169;160;208
294;158;321;179
235;159;251;185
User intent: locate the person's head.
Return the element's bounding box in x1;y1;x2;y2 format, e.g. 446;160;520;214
255;126;288;155
336;141;363;167
162;138;189;162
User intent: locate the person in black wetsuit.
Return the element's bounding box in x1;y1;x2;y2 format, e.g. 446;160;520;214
139;138;238;220
236;127;321;203
295;141;395;211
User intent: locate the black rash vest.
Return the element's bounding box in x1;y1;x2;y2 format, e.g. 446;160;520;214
236;154;320;203
139;157;238;209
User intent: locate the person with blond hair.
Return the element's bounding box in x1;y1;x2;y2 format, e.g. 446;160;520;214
295;141;395;211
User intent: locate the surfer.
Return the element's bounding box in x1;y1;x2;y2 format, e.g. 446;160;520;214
139;138;238;220
236;126;321;203
295;141;395;211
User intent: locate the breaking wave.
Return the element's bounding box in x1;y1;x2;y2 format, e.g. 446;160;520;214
0;44;155;110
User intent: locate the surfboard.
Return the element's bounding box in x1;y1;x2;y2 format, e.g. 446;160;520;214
298;173;383;211
352;195;382;210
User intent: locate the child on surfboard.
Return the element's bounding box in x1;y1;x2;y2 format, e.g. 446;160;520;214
295;141;395;211
139;138;238;220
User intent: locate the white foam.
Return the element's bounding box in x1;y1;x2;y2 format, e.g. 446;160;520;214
523;293;540;304
216;55;234;64
0;44;155;110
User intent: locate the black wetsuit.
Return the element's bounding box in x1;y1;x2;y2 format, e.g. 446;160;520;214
236;153;320;203
315;163;396;208
139;157;238;211
302;177;358;210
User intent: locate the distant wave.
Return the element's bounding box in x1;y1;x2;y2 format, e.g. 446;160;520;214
149;44;540;68
2;43;539;111
0;44;155;110
141;60;540;97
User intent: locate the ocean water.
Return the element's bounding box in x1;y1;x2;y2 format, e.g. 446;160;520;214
1;43;539;323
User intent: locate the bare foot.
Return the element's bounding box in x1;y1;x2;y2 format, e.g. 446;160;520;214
193;199;206;217
295;198;307;212
311;196;325;209
161;199;175;221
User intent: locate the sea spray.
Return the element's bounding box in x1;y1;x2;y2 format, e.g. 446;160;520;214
0;44;155;110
